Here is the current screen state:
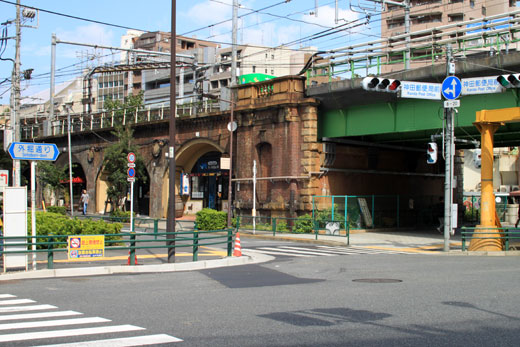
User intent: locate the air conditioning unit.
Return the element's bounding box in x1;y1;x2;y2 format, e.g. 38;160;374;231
511;185;520;192
500;185;511;193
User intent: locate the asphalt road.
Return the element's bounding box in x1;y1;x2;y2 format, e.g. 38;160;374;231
1;241;519;346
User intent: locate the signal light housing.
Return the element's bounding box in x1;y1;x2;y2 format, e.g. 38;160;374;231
427;142;438;164
497;74;520;88
362;77;401;93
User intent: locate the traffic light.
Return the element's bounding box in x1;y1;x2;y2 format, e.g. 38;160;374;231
427;142;438;164
497;74;520;88
362;77;401;92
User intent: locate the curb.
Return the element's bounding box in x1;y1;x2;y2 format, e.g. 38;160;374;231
0;252;274;281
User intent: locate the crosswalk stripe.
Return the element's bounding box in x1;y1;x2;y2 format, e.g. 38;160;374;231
259;247;336;256
0;324;145;343
0;299;36;305
0;310;82;321
36;333;184;346
0;295;16;299
281;246;353;255
273;246;339;256
247;249;312;257
0;304;57;313
0;317;110;331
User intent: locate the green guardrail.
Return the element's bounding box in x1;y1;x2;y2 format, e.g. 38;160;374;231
236;216;350;244
460;227;520;251
0;228;235;269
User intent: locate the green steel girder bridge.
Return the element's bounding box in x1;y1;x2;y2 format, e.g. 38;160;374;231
307;51;520;151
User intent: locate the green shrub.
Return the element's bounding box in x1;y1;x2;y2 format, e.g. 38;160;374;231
195;208;228;230
47;206;67;215
276;220;289;232
294;214;313;233
28;212;123;249
109;210;134;223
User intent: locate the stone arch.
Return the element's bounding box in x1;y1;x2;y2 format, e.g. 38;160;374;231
46;153;87;210
161;138;226;217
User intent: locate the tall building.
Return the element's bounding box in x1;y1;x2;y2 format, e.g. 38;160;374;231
381;0;518;72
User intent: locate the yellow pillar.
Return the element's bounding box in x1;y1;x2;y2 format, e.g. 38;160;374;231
469;122;503;251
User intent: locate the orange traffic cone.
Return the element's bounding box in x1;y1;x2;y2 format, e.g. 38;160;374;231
127;251;139;265
233;232;242;257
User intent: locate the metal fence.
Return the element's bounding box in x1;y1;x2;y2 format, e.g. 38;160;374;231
459;227;520;251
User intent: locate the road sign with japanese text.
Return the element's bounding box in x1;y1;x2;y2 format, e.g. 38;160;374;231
67;235;105;260
8;142;59;161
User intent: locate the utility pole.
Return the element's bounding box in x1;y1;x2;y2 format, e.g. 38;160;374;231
10;0;21;186
404;0;410;70
443;45;455;252
227;0;238;228
166;0;177;263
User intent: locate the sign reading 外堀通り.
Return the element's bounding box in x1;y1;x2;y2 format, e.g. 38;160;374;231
68;235;105;260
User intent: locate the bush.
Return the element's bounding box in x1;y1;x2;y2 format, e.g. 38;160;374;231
47;206;67;215
195;208;228;230
276;220;289;232
28;212;123;249
109;210;134;223
294;214;314;233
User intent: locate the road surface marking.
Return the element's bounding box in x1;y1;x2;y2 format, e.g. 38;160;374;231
0;304;57;313
0;317;110;331
37;334;183;346
0;325;145;343
0;310;81;321
0;299;35;305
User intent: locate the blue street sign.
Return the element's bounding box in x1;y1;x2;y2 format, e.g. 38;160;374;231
127;167;135;178
442;76;462;100
8;142;59;161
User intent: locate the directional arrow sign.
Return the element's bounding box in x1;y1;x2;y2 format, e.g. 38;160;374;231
8;142;59;161
441;76;462;100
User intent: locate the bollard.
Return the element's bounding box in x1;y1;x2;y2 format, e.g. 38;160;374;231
154;219;159;240
47;236;54;270
227;229;233;257
192;231;199;261
130;233;136;266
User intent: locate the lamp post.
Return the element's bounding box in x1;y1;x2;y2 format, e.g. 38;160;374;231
63;102;74;216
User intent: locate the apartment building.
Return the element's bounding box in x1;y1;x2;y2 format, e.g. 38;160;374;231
381;0;517;72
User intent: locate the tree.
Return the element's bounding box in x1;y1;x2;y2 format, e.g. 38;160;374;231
37;161;70;206
102;93;147;211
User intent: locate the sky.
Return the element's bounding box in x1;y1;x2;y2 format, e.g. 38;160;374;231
0;0;383;104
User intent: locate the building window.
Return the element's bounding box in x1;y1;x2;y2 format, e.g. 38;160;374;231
271;54;275;60
98;83;103;89
265;69;268;74
271;69;274;75
449;0;463;3
482;6;486;15
253;66;256;73
470;0;475;7
448;13;464;22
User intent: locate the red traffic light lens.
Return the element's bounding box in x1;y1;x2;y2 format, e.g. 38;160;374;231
388;80;400;91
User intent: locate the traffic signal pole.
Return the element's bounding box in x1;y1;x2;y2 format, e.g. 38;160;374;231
443;46;455;252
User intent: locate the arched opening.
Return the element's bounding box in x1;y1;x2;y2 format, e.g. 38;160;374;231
66;163;87;212
162;139;227;217
135;167;151;216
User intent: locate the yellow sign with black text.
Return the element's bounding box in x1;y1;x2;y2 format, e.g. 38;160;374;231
67;235;105;260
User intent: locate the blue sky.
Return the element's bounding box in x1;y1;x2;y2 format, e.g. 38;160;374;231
0;0;381;103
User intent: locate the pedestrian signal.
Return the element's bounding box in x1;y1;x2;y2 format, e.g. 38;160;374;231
427;142;438;164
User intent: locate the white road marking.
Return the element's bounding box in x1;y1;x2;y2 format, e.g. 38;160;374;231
0;325;145;343
0;299;36;305
0;304;57;313
260;247;335;256
0;310;82;321
0;294;16;299
0;317;110;330
36;334;184;346
247;249;312;257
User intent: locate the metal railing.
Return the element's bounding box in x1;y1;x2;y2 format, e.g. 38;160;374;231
304;11;520;83
237;215;350;244
0;228;234;270
460;227;520;251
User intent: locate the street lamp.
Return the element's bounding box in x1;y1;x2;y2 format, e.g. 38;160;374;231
63;102;74;216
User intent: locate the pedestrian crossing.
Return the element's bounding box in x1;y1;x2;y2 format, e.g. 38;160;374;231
248;245;414;258
0;294;182;346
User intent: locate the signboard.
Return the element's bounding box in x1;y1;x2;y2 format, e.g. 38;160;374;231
181;173;190;195
442;76;462;100
444;100;460;108
127;167;135;178
67;235;105;260
0;169;8;193
127;152;136;163
400;81;441;100
3;187;28;271
358;198;373;228
461;76;502;95
8;142;59;161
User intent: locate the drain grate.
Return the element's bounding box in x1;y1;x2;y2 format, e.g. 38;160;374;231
352;278;402;283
